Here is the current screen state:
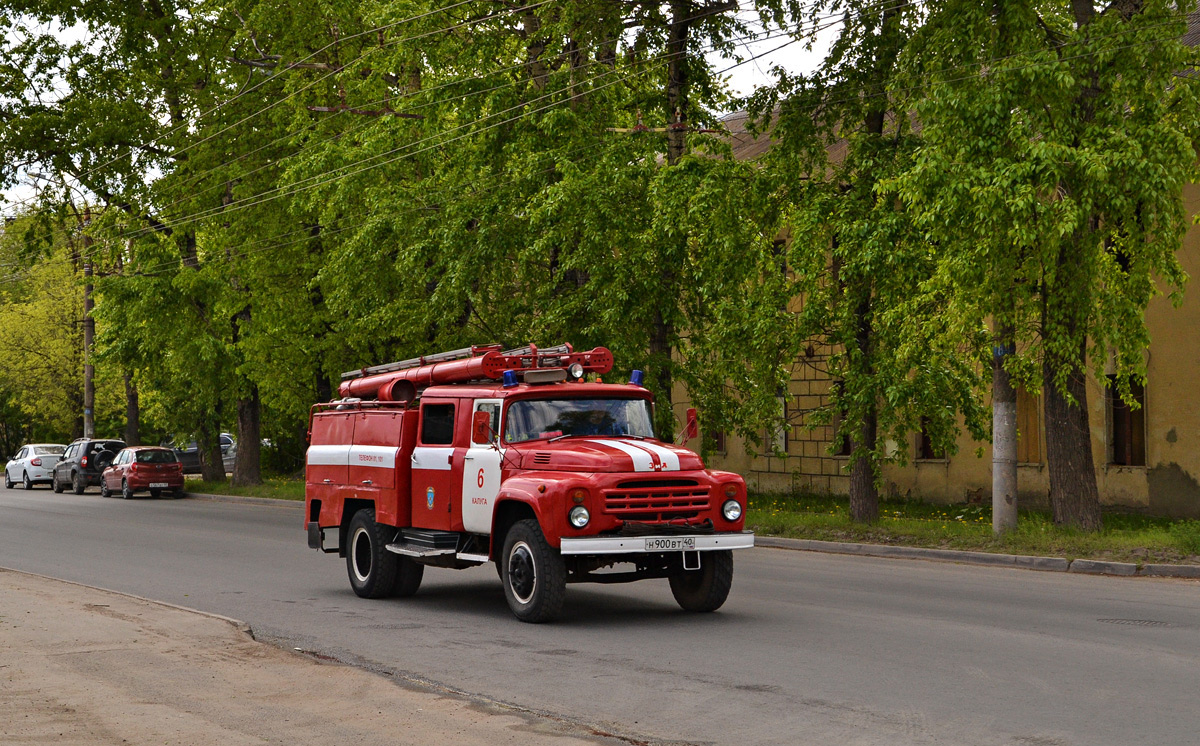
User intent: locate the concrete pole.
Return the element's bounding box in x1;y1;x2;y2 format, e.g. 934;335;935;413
82;209;95;439
992;329;1017;535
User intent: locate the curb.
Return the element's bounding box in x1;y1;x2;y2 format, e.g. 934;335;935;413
0;565;255;637
184;491;302;508
755;536;1199;578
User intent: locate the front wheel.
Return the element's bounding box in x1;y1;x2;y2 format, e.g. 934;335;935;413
100;480;111;498
669;550;734;613
501;519;566;623
4;471;11;489
52;474;63;493
346;509;399;599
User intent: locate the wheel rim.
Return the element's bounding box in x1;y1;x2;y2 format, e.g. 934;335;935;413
351;527;372;583
507;541;537;605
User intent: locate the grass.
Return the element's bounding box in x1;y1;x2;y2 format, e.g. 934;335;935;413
184;475;305;501
748;492;1200;565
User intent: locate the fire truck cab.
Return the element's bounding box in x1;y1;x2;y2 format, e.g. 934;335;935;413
305;344;754;622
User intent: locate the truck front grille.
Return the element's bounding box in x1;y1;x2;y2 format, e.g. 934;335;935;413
602;484;711;522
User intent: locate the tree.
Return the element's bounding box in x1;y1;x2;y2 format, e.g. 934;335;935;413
747;0;989;522
892;0;1200;530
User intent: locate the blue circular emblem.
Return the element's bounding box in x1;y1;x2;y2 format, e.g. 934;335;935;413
426;486;435;509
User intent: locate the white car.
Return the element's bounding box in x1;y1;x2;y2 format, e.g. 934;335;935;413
5;444;68;490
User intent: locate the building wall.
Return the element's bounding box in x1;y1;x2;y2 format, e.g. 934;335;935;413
687;183;1200;518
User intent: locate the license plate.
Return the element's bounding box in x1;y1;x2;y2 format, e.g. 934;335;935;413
645;537;696;551
149;482;169;488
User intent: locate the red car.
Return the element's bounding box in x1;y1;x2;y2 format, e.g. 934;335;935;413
100;446;185;499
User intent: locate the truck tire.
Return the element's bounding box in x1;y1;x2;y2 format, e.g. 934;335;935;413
391;558;424;598
669;550;734;613
501;519;566;623
346;509;399;599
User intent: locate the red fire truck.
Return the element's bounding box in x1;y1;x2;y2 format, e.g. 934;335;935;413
305;344;754;622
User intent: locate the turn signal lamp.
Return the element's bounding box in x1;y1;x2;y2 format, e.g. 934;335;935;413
571;488;588;504
723;483;738;498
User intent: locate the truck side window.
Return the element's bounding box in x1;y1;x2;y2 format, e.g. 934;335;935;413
476;402;500;438
421;404;456;445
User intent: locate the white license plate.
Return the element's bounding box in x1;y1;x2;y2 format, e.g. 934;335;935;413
644;537;696;552
149;482;169;488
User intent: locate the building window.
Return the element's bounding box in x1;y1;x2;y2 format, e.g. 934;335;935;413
916;417;944;460
1016;387;1042;464
1108;375;1146;467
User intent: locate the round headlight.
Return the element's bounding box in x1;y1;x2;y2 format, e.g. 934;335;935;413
568;362;585;379
722;499;743;522
568;505;590;528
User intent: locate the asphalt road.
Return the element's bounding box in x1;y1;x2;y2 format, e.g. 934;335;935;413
1;486;1197;746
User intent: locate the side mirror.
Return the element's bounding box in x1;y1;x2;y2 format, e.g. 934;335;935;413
685;407;699;441
472;411;494;444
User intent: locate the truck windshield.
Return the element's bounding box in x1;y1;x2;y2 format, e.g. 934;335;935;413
504;398;655;443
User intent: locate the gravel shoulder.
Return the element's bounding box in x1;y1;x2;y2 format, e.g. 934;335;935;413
0;567;614;746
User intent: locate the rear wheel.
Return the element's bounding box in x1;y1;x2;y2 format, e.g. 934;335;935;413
121;479;133;500
72;472;86;495
22;471;32;490
346;509;398;599
668;550;734;612
501;519;566;623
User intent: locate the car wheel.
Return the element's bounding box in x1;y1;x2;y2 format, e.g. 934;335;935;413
72;472;86;495
150;489;161;498
668;550;734;613
346;509;399;599
121;479;133;500
4;471;11;489
52;474;63;493
100;480;111;498
501;519;566;623
22;471;32;490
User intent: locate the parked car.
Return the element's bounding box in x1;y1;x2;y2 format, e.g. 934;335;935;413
168;433;235;475
100;446;185;499
4;443;67;489
52;438;126;494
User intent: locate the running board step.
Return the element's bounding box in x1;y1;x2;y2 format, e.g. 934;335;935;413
385;540;456;558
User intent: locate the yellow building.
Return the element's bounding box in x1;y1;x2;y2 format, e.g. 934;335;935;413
691;123;1200;520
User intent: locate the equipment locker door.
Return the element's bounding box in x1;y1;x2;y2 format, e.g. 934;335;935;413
410;399;458;531
461;399;503;534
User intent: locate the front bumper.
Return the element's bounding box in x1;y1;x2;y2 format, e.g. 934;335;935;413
559;531;754;555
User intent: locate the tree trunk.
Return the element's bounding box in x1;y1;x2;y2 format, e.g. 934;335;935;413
664;0;692;167
197;423;226;482
848;281;878;523
124;372;140;446
649;308;675;441
1043;342;1102;530
992;330;1018;535
232;386;262;487
82;221;95;439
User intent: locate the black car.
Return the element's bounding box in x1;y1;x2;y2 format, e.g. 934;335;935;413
168;432;235;475
52;438;126;494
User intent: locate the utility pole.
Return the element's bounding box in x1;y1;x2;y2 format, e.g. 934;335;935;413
992;329;1018;535
82;207;95;439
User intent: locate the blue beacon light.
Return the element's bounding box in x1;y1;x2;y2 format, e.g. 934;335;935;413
629;370;644;386
502;370;519;388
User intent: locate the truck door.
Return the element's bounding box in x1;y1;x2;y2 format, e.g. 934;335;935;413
411;399;458;531
461;399;503;534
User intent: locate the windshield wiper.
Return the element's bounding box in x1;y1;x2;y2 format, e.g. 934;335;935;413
548;433;647;442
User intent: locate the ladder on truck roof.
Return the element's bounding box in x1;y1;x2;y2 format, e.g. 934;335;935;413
337;343;615;401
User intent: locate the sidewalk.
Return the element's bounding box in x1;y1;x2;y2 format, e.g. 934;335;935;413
0;568;617;746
